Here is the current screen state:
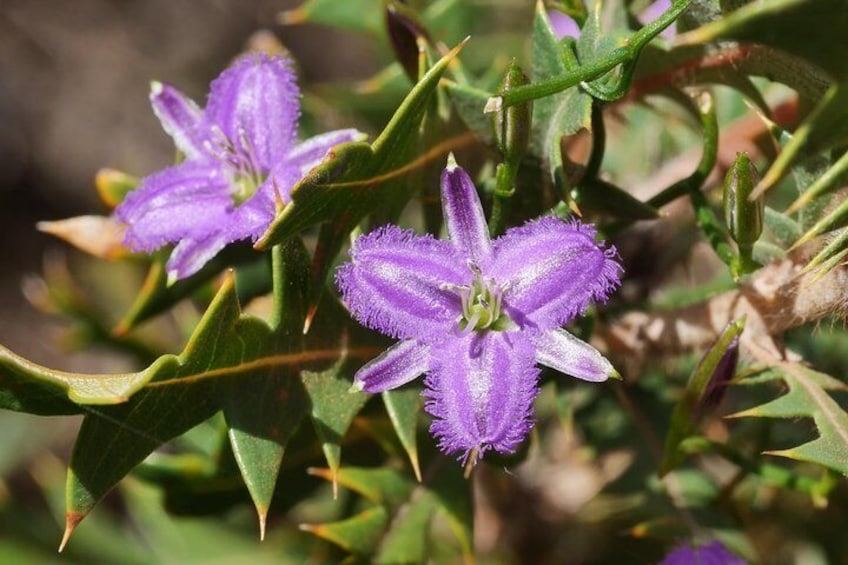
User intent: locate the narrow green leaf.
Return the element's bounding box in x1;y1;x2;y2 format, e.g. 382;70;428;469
661;318;745;475
763;206;802;249
310;466;415;509
280;0;384;35
382;387;423;481
301;507;389;556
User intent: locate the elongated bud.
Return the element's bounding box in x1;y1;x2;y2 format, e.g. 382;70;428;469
493;61;532;164
723;152;763;250
385;1;430;82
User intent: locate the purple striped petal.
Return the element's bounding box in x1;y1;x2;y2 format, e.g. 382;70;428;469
532;328;617;382
660;541;745;565
285;129;366;177
353;340;430;393
490;217;622;330
336;226;468;340
166;232;229;283
204;53;300;170
441;159;493;266
149;82;208;159
116;161;231;252
425;332;539;462
229;163;302;241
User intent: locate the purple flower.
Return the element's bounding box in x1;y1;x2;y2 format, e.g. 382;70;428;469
548;10;581;39
115;53;364;282
336;157;622;464
660;540;747;565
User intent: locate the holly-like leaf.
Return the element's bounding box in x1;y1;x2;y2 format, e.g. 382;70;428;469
732;364;848;476
256;40;466;250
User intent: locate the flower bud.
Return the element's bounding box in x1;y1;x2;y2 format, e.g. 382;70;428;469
493;61;532;165
385;1;430;82
723;152;763;251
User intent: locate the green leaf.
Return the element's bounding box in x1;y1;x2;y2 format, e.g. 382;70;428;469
732;364;848;475
382;387;423;481
661;318;744;475
302;360;370;493
302;507;389;556
256;40;466;250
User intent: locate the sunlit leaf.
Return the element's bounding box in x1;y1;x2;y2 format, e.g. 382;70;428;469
733;364;848;475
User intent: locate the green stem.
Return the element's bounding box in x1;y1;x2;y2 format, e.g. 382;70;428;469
270;244;285;332
584;102;606;182
490;161;518;237
497;0;691;109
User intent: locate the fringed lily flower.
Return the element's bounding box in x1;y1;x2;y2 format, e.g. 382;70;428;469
336;156;622;465
115;53;364;282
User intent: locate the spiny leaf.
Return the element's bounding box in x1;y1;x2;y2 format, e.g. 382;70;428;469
0;263;379;545
256;39;467;250
309;466;415;510
279;0;384;35
732;364;848;475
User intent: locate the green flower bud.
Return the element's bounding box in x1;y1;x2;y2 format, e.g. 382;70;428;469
723;152;763;251
493;61;532;164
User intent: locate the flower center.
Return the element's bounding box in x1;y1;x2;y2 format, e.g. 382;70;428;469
453;263;516;333
205;125;266;205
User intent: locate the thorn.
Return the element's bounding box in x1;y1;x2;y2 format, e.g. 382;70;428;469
302;303;318;335
258;510;268;541
410;453;423;483
59;513;84;553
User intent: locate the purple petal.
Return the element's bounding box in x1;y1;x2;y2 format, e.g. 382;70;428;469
548;10;581;39
115;161;231;252
149;82;208;159
532;328;617;382
490;217;622;330
441;160;493;265
424;332;539;461
285;129;366;177
204;53;300;170
166;232;228;283
353;340;430;393
336;226;468;340
660;541;746;565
